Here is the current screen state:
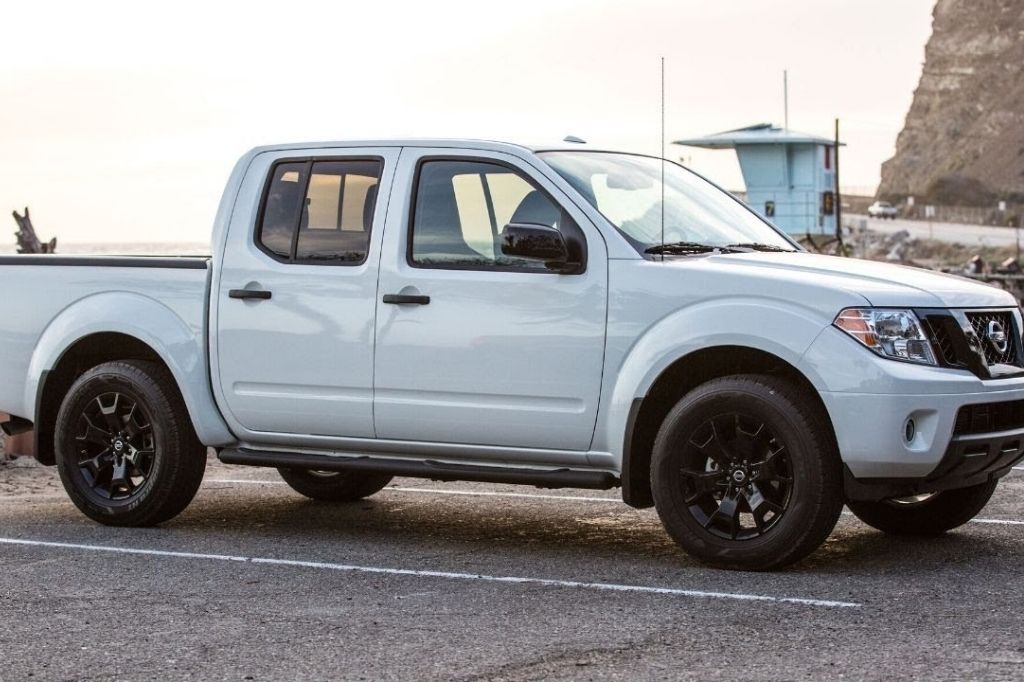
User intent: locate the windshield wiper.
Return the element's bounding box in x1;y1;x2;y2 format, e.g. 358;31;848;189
723;242;794;252
644;241;744;255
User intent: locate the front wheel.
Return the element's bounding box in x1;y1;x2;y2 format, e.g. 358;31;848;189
55;360;207;526
277;468;393;502
847;480;997;535
651;375;843;571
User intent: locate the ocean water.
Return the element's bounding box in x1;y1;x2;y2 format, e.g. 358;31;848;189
0;242;210;256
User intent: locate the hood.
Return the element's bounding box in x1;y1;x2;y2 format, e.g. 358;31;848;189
697;251;1018;309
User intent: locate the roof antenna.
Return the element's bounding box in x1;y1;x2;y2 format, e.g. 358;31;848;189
783;69;789;130
563;135;586;144
660;56;666;262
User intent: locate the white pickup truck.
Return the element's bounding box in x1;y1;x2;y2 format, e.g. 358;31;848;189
3;139;1022;570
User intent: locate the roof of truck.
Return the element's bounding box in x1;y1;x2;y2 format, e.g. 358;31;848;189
248;138;623;155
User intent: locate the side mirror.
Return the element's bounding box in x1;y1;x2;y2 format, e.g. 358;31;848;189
500;223;578;272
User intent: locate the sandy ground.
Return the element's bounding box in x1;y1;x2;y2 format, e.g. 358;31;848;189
0;456;64;499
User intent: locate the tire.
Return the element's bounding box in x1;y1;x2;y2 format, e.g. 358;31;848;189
55;360;207;527
651;374;843;571
277;468;393;502
847;480;997;535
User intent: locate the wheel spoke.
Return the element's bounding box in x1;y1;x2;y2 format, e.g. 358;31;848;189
754;444;787;482
80;450;112;480
745;483;783;532
712;414;738;443
125;446;155;476
78;415;113;447
108;458;133;496
124;403;151;439
95;394;124;434
679;468;728;503
692;421;735;468
705;489;742;539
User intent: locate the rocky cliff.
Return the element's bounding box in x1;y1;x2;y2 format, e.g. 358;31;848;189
878;0;1024;206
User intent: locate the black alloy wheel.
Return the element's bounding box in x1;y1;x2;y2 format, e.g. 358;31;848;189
56;360;207;526
678;412;793;541
651;375;843;570
73;391;157;501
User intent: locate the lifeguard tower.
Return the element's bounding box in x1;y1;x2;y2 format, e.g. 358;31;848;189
674;123;841;237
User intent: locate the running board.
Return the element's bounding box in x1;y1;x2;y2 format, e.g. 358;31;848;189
218;448;619;490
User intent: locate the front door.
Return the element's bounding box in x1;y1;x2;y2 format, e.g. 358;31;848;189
216;148;398;439
373;149;608;452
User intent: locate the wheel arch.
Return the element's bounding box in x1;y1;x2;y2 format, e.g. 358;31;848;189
620;345;837;508
27;293;235;464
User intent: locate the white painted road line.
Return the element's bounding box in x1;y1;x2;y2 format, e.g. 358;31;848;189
0;537;860;609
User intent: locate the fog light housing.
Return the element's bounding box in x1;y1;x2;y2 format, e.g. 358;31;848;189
904;418;916;443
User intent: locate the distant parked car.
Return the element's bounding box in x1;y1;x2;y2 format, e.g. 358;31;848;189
868;201;899;219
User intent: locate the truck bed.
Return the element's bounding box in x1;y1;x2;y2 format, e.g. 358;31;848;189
0;255;211;421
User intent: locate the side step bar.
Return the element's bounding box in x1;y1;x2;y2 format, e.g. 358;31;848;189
218;447;620;490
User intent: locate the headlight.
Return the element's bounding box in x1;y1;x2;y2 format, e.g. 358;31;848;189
834;308;936;365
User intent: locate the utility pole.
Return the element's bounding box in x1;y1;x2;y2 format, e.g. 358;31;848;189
834;118;844;253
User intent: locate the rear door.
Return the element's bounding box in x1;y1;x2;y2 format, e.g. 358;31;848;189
373;148;608;454
215;148;398;439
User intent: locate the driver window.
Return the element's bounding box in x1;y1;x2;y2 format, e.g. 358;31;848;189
410;160;567;271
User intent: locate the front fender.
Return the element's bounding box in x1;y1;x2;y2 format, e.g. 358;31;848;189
600;297;831;465
26;292;234;446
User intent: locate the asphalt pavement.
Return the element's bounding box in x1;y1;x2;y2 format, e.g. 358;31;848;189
848;213;1023;249
1;457;1023;681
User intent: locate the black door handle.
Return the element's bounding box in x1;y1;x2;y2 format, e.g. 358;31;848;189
229;289;272;301
383;294;430;305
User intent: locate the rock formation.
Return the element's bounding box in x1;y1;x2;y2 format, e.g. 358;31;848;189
878;0;1024;206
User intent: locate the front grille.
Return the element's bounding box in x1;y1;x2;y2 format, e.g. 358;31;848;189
927;319;960;366
966;311;1019;366
954;399;1024;435
919;309;1023;378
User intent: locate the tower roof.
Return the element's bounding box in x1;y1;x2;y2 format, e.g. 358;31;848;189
673;123;841;149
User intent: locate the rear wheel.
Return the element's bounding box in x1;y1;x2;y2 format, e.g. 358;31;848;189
55;360;207;526
651;375;843;570
277;468;393;502
847;480;997;535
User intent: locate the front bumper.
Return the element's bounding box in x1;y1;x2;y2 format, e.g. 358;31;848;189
842;422;1024;501
804;326;1024;490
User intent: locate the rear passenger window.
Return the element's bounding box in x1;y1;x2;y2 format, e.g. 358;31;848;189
257;159;383;264
259;163;306;258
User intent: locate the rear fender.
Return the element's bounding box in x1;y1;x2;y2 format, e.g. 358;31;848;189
26;292;234;447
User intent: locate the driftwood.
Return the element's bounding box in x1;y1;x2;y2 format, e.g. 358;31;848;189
12;207;56;254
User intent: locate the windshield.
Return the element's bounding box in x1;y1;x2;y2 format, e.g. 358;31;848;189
539;151;796;255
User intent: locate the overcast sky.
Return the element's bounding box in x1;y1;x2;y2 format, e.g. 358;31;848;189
0;0;935;244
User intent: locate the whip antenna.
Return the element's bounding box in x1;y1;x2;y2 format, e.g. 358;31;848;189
783;69;789;129
660;56;666;262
